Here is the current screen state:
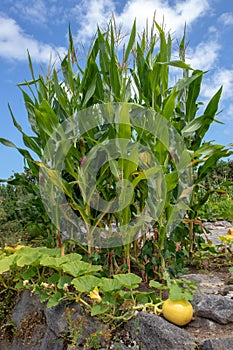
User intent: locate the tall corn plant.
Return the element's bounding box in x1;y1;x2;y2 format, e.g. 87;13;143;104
0;19;230;274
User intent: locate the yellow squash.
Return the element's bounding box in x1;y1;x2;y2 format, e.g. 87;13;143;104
162;298;193;326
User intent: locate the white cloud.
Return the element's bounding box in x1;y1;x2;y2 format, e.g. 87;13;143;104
72;0;210;43
222;103;233;122
0;0;69;26
72;0;116;43
186;40;221;70
11;0;48;25
175;0;209;19
219;12;233;26
201;68;233;101
222;103;233;136
0;15;66;63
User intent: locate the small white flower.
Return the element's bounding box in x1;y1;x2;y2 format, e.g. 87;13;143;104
63;283;69;292
23;280;29;286
41;282;49;288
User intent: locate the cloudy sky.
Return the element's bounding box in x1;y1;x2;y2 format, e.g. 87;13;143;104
0;0;233;179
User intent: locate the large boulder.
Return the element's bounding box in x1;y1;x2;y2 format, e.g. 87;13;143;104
182;274;225;295
1;290;104;350
126;312;197;350
193;294;233;325
201;338;233;350
4;290;63;350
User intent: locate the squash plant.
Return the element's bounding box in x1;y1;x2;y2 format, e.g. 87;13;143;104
0;18;230;276
0;246;196;326
0;247;162;321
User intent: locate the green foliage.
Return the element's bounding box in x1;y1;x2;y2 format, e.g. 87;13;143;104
0;170;56;247
1;19;233;347
0;245;196;326
149;272;196;301
0;246;166;324
194;160;233;221
0;17;231;278
200;196;233;221
192;241;232;269
63;308;87;349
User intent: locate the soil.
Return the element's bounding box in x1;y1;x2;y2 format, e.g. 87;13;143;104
187;321;233;343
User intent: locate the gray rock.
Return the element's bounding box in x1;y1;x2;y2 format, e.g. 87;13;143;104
113;344;131;350
183;274;225;295
39;329;63;350
126;312;197;350
1;291;108;350
201;338;233;350
9;328;62;350
222;284;233;295
228;272;233;284
214;221;233;228
204;221;233;229
202;221;233;244
5;290;63;350
44;301;67;336
45;300;104;341
194;294;233;324
11;290;43;327
188;316;218;331
2;290;233;350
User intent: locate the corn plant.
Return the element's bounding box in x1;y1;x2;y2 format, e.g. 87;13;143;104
0;18;230;276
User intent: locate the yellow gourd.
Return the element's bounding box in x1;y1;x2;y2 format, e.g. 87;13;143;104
162;298;193;326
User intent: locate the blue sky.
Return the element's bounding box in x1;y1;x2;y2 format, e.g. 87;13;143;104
0;0;233;179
